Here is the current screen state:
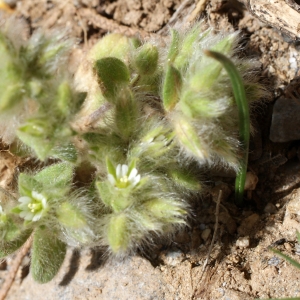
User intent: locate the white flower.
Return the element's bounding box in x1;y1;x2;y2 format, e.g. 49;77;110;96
108;164;141;189
18;191;48;222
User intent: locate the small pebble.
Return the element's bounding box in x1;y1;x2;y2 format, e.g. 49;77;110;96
0;259;7;270
244;171;258;190
270;97;300;142
4;0;17;7
264;203;277;214
191;228;202;249
174;230;191;244
236;236;250;248
201;228;211;241
199;223;206;230
268;256;281;266
160;250;184;267
284;242;292;251
238;213;260;235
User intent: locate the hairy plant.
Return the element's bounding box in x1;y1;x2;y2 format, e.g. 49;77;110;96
0;19;264;283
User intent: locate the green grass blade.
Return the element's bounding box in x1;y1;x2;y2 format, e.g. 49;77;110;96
270;247;300;270
204;50;250;205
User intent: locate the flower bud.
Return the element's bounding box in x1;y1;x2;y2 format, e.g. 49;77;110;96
162;64;182;111
88;33;132;63
94;57;130;101
134;43;159;75
107;213;129;253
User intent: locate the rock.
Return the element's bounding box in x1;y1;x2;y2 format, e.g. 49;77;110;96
283;187;300;233
244;172;258;191
201;228;211;242
0;259;7;270
237;213;260;236
268;256;281;267
210;182;232;202
173;229;191;244
270;97;300;142
284;242;293;251
159;250;185;267
264;203;277;214
191;228;202;250
7;249;170;300
236;236;250;248
219;212;237;234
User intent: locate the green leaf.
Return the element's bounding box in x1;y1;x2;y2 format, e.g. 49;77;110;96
17;120;54;160
167;29;180;63
173;114;208;160
94;57;130;100
18;173;43;197
106;157;116;178
0;229;32;258
134;43;159;75
56;202;87;229
33;162;74;189
52;143;78;163
96;181;112;207
31;228;67;283
0;83;24;112
56;81;72;116
88;33;131;62
115;90;138;140
169;169;201;191
174;26;207;70
162;64;182;111
144;198;187;223
1;217;23;242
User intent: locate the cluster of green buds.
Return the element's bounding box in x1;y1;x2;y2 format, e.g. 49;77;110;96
0;19;263;283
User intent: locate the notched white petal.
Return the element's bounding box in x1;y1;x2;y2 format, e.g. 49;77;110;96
121;164;128;177
116;164;122;178
108;174;116;185
18;196;32;204
128;168;138;180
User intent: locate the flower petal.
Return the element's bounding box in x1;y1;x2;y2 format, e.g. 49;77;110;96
116;164;122;178
32;191;45;201
132;174;141;186
128;168;138;181
121;164;128;177
21;211;34;220
108;174;116;185
41;198;48;209
18;196;32;204
32;212;43;222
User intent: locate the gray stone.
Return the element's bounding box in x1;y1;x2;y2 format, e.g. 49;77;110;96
7;249;170;300
270;97;300;142
264;203;277;214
